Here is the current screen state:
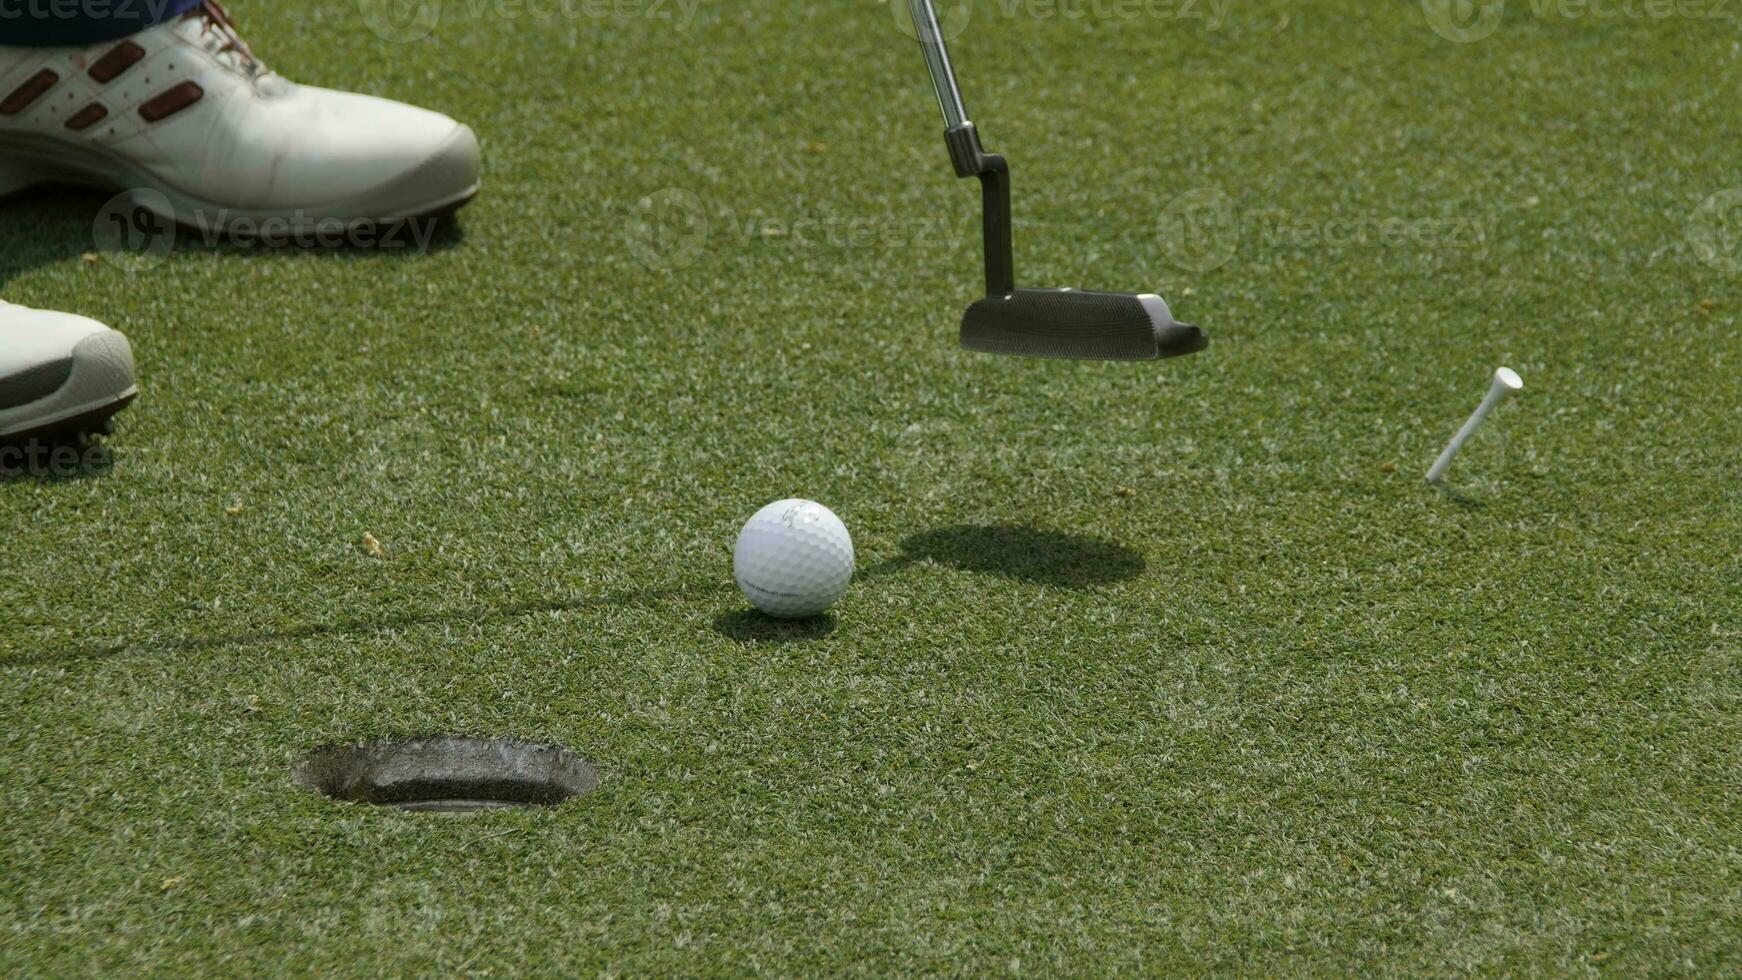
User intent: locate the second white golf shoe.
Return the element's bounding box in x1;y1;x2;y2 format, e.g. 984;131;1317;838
0;301;137;441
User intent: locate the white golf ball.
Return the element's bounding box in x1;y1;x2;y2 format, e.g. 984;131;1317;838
733;499;854;618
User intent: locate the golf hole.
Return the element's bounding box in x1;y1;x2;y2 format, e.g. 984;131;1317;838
294;738;598;813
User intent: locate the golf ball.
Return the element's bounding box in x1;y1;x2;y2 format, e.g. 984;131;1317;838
733;499;854;618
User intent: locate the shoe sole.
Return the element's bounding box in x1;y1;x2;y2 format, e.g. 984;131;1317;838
0;330;138;441
0;124;480;232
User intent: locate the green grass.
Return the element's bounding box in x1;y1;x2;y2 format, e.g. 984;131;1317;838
4;0;1741;971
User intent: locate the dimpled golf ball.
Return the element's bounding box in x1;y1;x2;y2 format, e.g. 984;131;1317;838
733;499;855;618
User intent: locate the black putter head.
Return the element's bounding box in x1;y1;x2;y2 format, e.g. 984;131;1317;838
961;288;1207;361
909;0;1211;363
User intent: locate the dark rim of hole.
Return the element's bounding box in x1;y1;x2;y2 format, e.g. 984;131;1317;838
294;737;598;813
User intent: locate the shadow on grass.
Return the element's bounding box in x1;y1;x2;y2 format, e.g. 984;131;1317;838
889;524;1145;588
10;525;1145;664
711;610;836;645
6;585;708;667
1430;483;1486;509
0;184;466;288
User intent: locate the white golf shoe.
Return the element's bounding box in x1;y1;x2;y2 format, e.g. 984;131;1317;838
0;301;137;440
0;1;480;232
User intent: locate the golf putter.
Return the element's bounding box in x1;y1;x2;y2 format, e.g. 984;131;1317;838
906;0;1208;361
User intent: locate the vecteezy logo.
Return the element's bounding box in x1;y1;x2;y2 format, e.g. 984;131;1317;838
1421;0;1505;42
92;189;175;273
0;439;113;480
627;188;709;271
358;0;442;43
1157;186;1239;273
890;0;972;43
1688;188;1742;275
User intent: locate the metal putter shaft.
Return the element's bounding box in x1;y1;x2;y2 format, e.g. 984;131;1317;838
906;0;1207;361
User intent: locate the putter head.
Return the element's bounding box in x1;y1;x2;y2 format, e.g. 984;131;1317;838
960;288;1207;361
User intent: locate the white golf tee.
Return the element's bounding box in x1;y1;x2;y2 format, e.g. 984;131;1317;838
1426;367;1523;484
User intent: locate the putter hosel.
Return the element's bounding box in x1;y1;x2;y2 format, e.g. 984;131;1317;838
944;124;1014;297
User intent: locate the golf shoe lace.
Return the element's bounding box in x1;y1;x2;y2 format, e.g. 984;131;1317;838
189;0;270;83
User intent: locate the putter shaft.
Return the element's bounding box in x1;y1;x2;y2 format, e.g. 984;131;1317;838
908;0;969;129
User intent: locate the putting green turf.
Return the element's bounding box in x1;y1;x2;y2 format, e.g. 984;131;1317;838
4;0;1741;971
